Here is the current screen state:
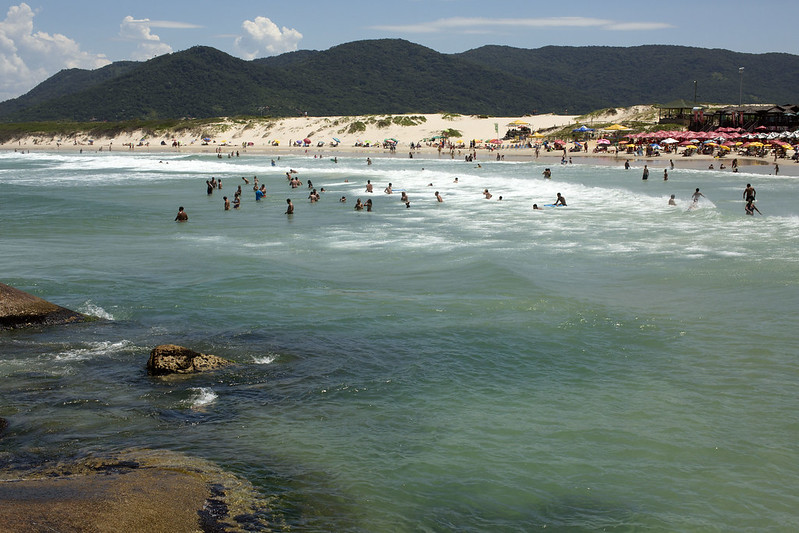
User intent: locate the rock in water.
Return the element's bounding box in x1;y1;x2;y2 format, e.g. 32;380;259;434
0;282;86;329
0;448;276;532
147;344;231;375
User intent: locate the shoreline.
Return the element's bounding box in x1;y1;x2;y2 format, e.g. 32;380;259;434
3;142;796;177
1;110;796;176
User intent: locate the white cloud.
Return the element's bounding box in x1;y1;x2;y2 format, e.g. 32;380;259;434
234;16;302;59
119;16;173;60
604;22;673;31
371;16;672;33
0;3;110;101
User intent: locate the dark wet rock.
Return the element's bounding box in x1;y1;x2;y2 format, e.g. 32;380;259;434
0;417;7;438
0;282;86;330
0;449;277;532
147;344;232;375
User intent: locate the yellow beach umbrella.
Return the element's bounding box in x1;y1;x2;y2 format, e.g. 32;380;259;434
532;131;546;138
605;124;630;131
507;119;530;126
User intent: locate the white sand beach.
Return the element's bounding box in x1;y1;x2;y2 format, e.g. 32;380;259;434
0;113;579;153
2;108;797;175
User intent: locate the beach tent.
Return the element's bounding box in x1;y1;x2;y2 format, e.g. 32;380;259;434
572;125;595;132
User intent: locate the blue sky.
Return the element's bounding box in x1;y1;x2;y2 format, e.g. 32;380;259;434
2;0;798;101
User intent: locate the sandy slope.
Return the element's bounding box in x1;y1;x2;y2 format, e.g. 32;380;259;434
0;113;579;151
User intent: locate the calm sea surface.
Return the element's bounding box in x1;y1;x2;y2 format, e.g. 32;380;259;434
1;150;798;531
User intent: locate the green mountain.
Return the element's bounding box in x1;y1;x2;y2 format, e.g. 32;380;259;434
0;61;138;117
1;40;797;122
456;44;799;107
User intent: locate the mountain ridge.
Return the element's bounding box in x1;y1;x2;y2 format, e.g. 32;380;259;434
1;39;795;122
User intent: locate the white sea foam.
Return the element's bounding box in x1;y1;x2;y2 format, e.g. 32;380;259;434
185;387;218;409
77;300;115;320
252;354;277;365
53;340;133;361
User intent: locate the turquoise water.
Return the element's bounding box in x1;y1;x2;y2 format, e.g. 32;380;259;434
1;150;798;531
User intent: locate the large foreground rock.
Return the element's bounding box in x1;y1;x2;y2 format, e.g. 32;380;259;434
147;344;232;375
0;449;276;532
0;282;86;330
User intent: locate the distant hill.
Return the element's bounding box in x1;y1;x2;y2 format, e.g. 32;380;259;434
456;44;799;108
0;61;138;118
1;39;797;122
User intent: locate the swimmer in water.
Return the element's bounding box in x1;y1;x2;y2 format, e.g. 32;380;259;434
175;206;188;222
483;189;492;199
285;198;294;214
668;194;676;206
554;193;566;206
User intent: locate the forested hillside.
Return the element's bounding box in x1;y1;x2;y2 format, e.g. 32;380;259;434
1;39;795;122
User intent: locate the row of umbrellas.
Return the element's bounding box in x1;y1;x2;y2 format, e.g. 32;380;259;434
625;129;799;141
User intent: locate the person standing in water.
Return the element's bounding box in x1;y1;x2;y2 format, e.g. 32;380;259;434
642;165;649;180
691;188;705;205
663;169;668;181
285;198;294;215
175;206;188;222
743;183;756;202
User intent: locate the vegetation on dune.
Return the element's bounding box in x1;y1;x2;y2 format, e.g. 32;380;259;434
441;128;462;138
346;121;367;134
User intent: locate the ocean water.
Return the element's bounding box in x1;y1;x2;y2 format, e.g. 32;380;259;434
1;150;798;531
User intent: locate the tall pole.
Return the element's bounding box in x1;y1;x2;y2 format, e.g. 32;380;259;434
739;67;744;107
694;80;697;103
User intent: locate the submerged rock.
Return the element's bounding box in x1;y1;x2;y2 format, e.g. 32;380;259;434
147;344;232;375
0;417;7;439
0;282;86;329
